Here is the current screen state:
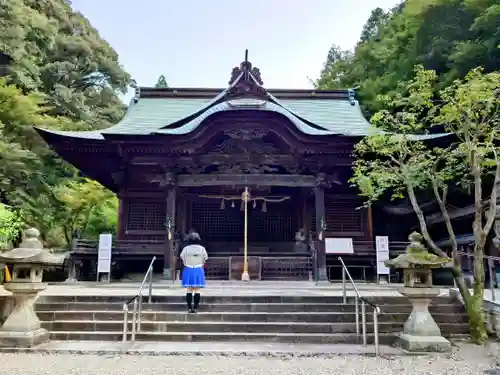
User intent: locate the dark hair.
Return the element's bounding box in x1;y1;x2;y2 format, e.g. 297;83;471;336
185;231;202;245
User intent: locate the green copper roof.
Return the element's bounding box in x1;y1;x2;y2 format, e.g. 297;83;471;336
36;94;380;139
34;90;450;141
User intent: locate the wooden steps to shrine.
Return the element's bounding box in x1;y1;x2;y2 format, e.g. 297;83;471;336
35;295;470;345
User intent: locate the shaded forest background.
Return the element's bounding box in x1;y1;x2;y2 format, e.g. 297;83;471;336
0;0;499;249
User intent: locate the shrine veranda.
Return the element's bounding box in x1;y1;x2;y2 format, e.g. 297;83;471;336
36;52;448;282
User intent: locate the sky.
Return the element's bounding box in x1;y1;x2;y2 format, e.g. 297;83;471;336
72;0;398;97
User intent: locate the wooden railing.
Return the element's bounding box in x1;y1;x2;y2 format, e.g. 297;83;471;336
70;238;412;281
72;239;166;257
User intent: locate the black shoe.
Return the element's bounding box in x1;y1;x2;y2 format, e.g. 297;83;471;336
193;293;201;310
185;293;193;312
189;308;196;313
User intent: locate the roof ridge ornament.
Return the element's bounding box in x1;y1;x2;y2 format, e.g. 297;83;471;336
227;49;267;99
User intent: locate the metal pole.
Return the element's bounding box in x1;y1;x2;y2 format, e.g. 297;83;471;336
241;187;250;281
361;300;367;346
131;298;138;342
342;267;347;304
148;269;153;304
355;296;360;336
122;304;129;343
373;307;379;356
137;294;143;333
489;258;496;302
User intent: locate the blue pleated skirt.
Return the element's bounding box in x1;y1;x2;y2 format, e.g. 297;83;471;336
181;266;206;288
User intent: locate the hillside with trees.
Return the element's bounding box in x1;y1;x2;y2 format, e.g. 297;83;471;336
0;0;130;249
315;0;500;114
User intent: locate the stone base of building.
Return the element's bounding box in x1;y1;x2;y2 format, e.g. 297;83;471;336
395;333;451;353
0;328;50;348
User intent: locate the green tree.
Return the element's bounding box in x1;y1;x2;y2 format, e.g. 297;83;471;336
358;7;391;45
351;66;500;344
155;74;168;88
0;0;130;244
315;45;354;90
0;78;49;205
51;179;116;244
0;203;23;250
315;0;500;113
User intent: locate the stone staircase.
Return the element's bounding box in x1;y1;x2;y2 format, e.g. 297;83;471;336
35;295;469;345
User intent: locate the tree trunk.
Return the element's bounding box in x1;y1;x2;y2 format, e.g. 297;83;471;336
407;182;487;343
465;292;488;344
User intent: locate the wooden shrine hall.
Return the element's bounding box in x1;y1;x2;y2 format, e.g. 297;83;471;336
36;51;380;282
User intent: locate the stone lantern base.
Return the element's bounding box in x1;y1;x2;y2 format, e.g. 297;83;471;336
395;287;452;353
0;329;50;348
0;282;49;348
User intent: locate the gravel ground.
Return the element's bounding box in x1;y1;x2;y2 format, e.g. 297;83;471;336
1;343;500;375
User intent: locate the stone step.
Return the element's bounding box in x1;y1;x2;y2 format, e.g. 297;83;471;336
36;310;470;324
37;295;457;304
47;330;468;345
41;319;470;335
35;302;466;314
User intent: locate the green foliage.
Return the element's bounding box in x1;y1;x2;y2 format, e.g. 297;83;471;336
51;179;117;245
0;0;128;246
85;196;118;238
315;0;500;113
351;66;441;204
0;203;23;250
351;66;499;344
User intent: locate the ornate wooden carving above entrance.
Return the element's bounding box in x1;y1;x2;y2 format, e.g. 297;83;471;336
315;172;342;188
149;172;176;187
176;174;316;187
210;138;279;154
216;164;280;174
223;129;267;140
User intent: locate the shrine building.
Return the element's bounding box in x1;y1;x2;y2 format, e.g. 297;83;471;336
36;52;421;282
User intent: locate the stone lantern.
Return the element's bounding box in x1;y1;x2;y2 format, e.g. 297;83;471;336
385;232;452;353
0;228;66;347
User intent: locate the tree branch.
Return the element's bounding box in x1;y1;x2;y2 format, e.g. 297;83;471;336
431;178;458;253
406;182;447;258
471;149;486;247
484;146;500;236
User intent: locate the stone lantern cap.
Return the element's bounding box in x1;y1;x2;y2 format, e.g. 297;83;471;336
384;232;451;269
0;228;66;265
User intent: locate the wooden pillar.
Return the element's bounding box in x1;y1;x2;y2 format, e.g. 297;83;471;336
163;173;177;279
315;174;328;281
116;193;126;241
367;206;373;241
299;188;309;231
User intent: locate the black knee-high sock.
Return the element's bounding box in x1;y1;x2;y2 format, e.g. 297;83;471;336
193;293;201;309
185;293;193;310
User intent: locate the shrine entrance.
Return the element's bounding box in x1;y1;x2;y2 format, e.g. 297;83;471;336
187;186;300;253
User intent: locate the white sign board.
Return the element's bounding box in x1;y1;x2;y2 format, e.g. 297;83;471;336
97;233;112;274
325;238;354;254
375;236;390;275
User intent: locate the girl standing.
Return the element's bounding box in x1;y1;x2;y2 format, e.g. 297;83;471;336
180;231;208;313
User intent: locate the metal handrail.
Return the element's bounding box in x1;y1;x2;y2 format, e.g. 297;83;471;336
122;256;156;343
338;256;380;356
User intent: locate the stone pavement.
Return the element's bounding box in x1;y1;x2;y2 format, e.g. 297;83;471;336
0;280;454;297
0;342;499;375
0;340;401;356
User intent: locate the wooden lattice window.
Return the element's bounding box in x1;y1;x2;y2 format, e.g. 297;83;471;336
249;204;296;242
311;197;364;235
126;198;166;231
190;199;297;242
191;200;243;241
